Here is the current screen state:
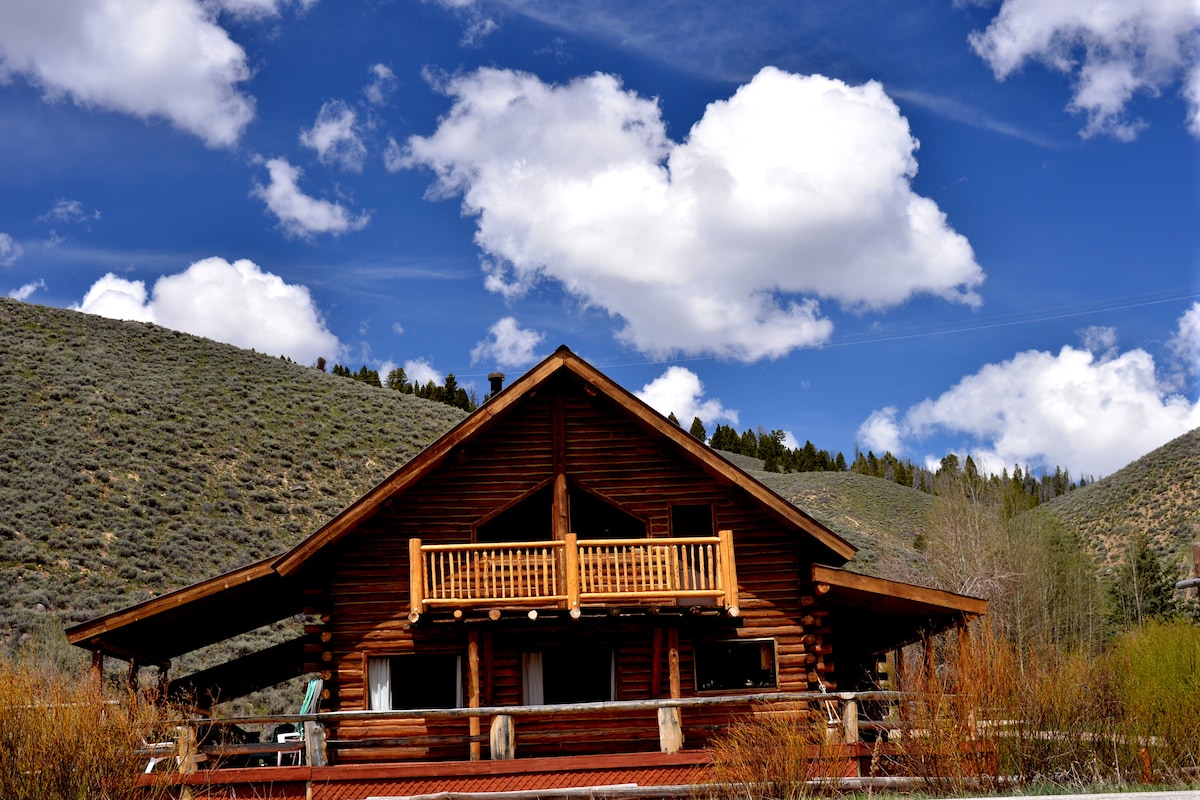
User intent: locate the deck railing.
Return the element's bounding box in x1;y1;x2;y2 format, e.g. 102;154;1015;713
409;532;739;621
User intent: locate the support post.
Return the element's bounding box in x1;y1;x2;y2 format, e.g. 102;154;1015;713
657;707;683;753
490;714;515;760
91;650;104;691
176;724;199;774
304;721;327;767
565;533;580;616
667;627;681;699
409;538;424;623
468;631;481;761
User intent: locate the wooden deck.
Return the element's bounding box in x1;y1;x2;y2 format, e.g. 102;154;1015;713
409;532;739;621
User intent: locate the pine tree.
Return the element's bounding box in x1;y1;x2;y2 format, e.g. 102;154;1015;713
667;412;680;427
385;367;410;392
688;416;707;442
1109;532;1182;628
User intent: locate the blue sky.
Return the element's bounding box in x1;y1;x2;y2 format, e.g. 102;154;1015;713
1;0;1197;478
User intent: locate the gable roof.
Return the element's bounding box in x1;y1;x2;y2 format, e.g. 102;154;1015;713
272;345;856;575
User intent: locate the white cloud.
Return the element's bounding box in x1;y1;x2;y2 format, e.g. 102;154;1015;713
1168;300;1200;379
36;199;99;225
470;317;545;368
71;257;341;363
299;100;367;172
404;358;443;387
398;67;983;362
857;407;904;455
430;0;498;45
635;366;738;429
0;233;23;267
392;322;405;335
970;0;1200;140
0;0;255;147
8;278;46;301
251;157;371;237
215;0;319;19
364;64;398;106
864;317;1200;476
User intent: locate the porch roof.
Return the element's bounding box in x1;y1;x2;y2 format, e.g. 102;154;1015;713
810;564;987;654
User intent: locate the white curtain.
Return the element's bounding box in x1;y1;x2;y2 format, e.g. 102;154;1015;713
367;657;391;711
521;652;544;705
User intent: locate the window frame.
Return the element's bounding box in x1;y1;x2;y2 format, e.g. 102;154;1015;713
693;637;779;694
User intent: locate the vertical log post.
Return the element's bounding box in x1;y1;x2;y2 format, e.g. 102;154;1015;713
718;530;739;616
667;628;681;699
91;650;104;691
468;631;481;761
565;533;580;617
490;714;515;760
176;724;199;774
408;538;424;623
304;721;327;767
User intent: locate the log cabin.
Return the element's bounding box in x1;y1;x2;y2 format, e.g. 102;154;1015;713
66;346;986;794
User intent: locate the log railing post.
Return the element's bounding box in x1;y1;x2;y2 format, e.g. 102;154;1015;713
657;707;683;753
718;530;739;616
565;533;580;617
408;538;424;623
490;714;515;760
840;694;859;744
304;721;327;766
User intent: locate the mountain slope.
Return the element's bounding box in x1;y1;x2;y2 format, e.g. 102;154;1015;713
1043;426;1200;569
0;298;465;648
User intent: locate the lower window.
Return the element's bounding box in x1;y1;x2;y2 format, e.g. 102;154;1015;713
367;653;462;710
522;646;615;705
694;638;777;692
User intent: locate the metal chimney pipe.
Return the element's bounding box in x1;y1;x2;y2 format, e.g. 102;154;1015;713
488;372;505;397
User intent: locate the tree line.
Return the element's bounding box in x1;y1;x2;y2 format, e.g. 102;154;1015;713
316;358;479;413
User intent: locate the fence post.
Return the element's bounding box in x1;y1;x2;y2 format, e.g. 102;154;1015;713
490;714;515;760
658;707;684;753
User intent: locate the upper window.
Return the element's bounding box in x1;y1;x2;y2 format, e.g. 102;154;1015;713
694;639;777;692
475;482;646;542
672;504;714;537
367;653;462;710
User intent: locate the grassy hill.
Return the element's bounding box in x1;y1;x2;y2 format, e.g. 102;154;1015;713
0;297;466;652
1043;426;1200;571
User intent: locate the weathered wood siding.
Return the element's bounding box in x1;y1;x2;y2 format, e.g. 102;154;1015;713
317;378;836;758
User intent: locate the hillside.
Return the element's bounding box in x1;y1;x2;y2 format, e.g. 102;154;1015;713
0;298;466;651
1043;426;1200;571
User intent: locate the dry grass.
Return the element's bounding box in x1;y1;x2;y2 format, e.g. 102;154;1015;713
707;709;845;799
0;656;177;800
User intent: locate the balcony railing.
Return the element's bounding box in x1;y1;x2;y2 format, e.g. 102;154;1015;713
408;532;739;621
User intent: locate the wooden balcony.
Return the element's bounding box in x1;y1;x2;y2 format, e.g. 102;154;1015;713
408;532;739;621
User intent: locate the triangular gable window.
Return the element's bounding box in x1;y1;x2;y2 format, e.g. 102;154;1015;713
474;482;646;542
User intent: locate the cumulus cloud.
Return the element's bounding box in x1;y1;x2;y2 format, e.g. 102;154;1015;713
251;157;371;237
392;322;406;335
471;317;545;368
405;358;443;387
70;257;341;363
635;366;738;429
0;0;255;147
430;0;498;45
36;199;100;225
8;278;46;301
0;233;23;267
398;67;983;362
970;0;1200;139
299;100;367;172
860;309;1200;476
364;64;398;106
